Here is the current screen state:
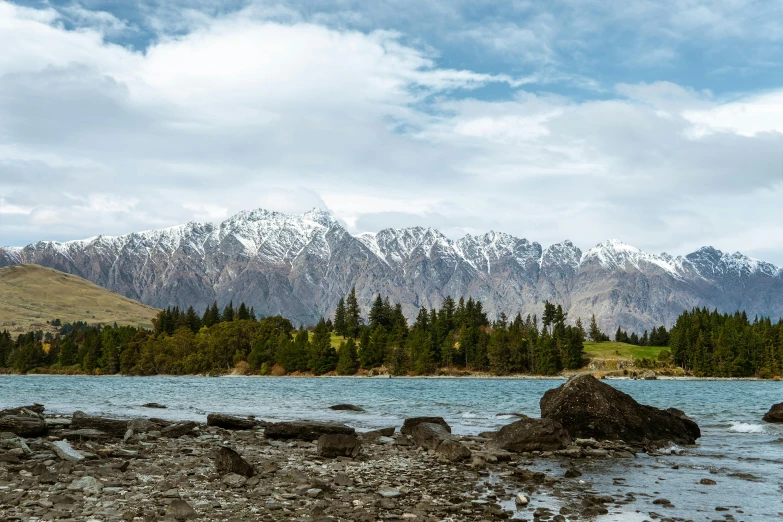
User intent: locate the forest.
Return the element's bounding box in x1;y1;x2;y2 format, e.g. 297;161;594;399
0;290;780;378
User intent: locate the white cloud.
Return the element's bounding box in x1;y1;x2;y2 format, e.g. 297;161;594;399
0;1;782;265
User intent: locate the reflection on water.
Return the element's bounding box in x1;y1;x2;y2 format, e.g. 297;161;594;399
2;376;781;519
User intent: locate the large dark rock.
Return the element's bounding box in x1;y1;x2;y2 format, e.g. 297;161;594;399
400;417;451;435
71;411;128;438
490;418;571;453
214;446;255;477
762;403;783;423
207;413;256;430
317;433;361;458
0;415;47;437
264;421;355;441
540;374;700;446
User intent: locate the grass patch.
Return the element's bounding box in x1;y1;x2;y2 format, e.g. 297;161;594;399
0;264;158;334
583;341;665;361
306;332;347;349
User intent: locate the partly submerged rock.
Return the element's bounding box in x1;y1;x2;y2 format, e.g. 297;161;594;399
540;374;700;446
329;404;365;412
762;403;783;423
264;421;355;441
490;418;571;453
317;433;361;458
142;402;167;409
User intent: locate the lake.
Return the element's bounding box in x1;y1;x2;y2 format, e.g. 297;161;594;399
2;376;781;520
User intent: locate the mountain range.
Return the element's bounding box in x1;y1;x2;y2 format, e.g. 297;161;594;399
1;208;781;333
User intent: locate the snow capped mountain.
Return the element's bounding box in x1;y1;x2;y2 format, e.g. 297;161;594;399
1;208;781;332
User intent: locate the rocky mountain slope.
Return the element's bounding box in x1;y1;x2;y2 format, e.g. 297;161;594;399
2;208;781;332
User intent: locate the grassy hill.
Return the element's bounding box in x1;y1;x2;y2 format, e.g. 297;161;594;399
0;264;159;334
583;340;665;362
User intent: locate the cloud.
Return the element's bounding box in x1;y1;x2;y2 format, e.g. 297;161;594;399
0;1;782;266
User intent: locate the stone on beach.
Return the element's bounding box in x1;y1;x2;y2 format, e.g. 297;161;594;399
400;416;451;435
0;415;47;437
404;418;472;462
264;420;355;441
540;374;701;445
167;499;197;520
71;411;128;437
317;433;361;458
214;446;255;477
67;475;103;495
490;417;571;453
50;439;86;462
161;421;198;438
207;413;257;430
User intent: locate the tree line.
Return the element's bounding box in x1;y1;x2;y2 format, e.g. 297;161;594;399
668;308;783;378
0;295;780;378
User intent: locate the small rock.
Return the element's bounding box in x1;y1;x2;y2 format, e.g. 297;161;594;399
699;478;717;485
167;499;197;520
142;403;167;409
221;473;248;488
515;493;529;505
378;487;402;498
67;476;103;495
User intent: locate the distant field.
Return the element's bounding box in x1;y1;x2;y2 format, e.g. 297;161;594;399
583;341;665;361
0;264;159;334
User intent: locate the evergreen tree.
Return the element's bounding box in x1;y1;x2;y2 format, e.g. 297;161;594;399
345;288;361;339
309;319;337;375
221;302;235;323
237;303;250;321
589;314;603;342
336;338;359;375
334;298;347;337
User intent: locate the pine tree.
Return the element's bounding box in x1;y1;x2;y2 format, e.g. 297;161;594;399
345;288;361;339
334;298;347;337
589;314;603;342
221;302;235;322
309;319;337;375
237;303;250;321
336;338;359;375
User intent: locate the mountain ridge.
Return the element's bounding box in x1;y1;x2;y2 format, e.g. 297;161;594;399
2;208;781;332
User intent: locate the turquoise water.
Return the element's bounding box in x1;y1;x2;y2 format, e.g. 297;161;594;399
2;376;782;520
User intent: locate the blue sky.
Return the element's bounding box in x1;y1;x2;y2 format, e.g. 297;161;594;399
2;0;783;263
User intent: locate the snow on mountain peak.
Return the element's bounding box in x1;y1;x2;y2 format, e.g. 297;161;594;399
580;239;683;276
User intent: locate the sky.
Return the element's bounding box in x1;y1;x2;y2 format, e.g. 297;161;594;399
1;0;783;264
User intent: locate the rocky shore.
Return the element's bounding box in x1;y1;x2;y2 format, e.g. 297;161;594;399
0;375;731;522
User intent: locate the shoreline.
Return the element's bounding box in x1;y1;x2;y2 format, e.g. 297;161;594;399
1;372;775;381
